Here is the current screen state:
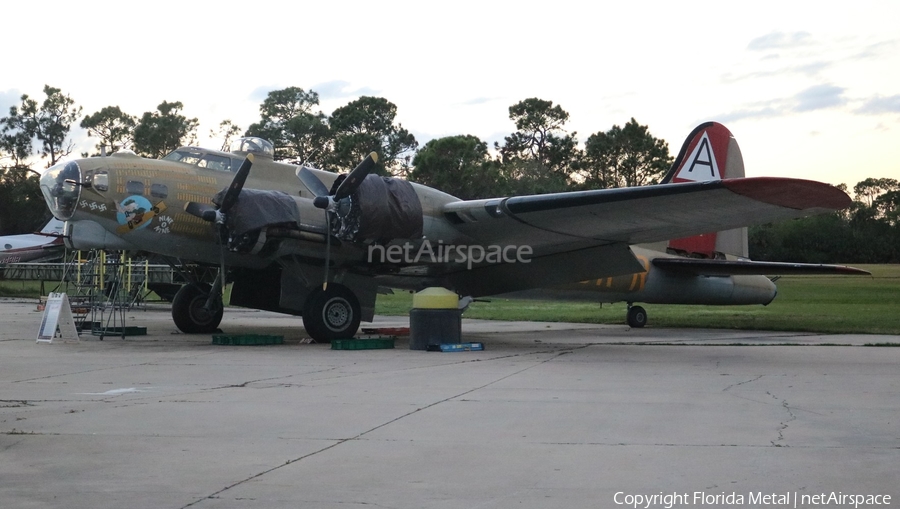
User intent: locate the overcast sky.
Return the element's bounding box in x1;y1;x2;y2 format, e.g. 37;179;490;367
2;1;898;188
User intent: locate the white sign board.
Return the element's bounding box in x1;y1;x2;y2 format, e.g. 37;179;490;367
37;293;80;343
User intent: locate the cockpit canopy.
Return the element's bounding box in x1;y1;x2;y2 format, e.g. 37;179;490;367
162;137;275;173
230;137;274;157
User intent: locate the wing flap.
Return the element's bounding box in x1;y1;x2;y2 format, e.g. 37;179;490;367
652;258;870;276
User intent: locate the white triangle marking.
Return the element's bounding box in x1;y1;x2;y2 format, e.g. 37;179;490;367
675;131;720;182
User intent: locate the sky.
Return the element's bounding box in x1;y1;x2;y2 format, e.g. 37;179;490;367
2;0;899;190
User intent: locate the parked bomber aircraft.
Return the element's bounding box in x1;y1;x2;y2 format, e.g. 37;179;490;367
39;122;863;341
0;218;66;264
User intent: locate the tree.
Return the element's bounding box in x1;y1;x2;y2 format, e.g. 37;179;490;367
853;178;899;208
245;87;328;163
0;167;47;235
3;85;81;167
210;119;242;152
327;96;417;176
874;189;900;225
409;135;505;199
580;118;672;189
749;176;900;264
80;105;136;155
496;98;579;195
0;123;33;169
133;101;198;158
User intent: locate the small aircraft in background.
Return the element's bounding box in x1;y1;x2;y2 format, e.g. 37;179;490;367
38;121;863;341
0;218;66;264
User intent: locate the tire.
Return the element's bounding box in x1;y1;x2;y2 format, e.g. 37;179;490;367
302;284;361;342
627;305;647;328
172;284;223;333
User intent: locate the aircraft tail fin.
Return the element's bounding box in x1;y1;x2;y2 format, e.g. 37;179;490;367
661;121;744;184
39;218;65;236
663;122;748;258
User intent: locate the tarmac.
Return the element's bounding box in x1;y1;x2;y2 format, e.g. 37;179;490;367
1;299;898;509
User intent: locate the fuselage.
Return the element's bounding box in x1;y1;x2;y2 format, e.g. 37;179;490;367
40;147;463;270
39;145;777;310
512;244;777;306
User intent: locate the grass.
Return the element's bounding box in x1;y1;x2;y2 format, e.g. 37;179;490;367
4;265;898;335
0;279;59;297
376;264;900;335
0;279;165;302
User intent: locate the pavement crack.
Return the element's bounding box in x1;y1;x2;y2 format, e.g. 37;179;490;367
768;391;796;447
179;351;565;509
0;399;31;407
722;375;763;392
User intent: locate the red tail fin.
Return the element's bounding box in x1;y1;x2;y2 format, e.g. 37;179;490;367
664;122;748;258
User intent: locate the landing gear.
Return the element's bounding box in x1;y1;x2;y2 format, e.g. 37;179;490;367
302;284;361;342
626;304;647;328
172;284;223;333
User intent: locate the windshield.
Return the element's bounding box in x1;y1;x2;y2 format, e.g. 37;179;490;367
40;161;82;220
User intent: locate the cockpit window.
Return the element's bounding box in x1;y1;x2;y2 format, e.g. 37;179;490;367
93;171;109;192
197;154;233;172
163;150;239;172
163;150;202;165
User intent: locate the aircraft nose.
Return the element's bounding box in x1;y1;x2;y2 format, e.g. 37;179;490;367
40;161;82;220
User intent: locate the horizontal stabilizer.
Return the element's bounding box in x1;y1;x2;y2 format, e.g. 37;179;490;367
652;258;870;276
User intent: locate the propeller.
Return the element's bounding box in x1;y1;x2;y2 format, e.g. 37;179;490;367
184;154;255;297
297;152;378;290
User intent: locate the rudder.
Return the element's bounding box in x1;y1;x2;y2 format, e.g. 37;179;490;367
664;122;748;258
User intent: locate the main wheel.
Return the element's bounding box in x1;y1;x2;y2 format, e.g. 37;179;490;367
172;284;223;333
302;284;361;342
626;305;647;328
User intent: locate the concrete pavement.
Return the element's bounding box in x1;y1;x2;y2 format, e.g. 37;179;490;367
1;300;898;508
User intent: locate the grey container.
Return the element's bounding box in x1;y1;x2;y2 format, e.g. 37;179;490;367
408;308;461;350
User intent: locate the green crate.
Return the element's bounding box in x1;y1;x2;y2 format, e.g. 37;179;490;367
331;336;396;350
212;334;284;345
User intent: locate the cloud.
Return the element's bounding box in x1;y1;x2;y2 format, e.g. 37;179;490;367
715;105;781;123
721;60;832;84
747;31;812;51
715;83;847;122
0;88;22;116
248;85;279;103
793;84;847;112
246;82;380;109
461;97;498;106
855;95;900;115
312;80;379;100
850;39;898;60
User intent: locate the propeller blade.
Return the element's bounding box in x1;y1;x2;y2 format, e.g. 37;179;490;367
218;154;254;214
323;210;331;290
184;201;217;222
297;167;331;198
218;224;228;297
333;152;378;201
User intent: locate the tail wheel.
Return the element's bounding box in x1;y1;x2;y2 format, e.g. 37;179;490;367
302;284;361;342
627;305;647;328
172;284;223;333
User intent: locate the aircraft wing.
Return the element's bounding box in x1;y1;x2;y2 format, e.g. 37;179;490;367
651;258;870;276
442;177;850;253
